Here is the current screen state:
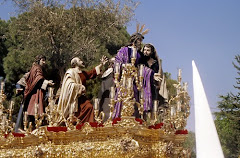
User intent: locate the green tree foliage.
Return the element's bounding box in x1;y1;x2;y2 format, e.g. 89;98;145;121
3;0;135;99
0;18;9;77
164;72;178;99
215;55;240;158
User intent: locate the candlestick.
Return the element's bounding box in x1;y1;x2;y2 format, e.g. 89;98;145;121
48;87;53;98
178;69;182;77
49;100;54;112
9;101;14;110
177;101;181;112
110;87;115;99
35;103;38;115
115;63;120;74
171;106;175;117
139;65;143;77
29;122;32;132
132;47;137;58
127;78;132;89
1;81;4;91
183;82;188;91
123;76;126;87
140;89;144;99
70;104;73;115
94;98;99;110
24;112;28;122
153;100;158;112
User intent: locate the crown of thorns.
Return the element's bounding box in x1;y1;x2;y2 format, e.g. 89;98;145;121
130;24;149;43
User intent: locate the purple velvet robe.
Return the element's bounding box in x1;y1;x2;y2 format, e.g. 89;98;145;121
113;47;153;118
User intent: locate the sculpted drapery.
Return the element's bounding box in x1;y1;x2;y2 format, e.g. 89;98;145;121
24;64;45;116
57;66;100;124
57;68;84;120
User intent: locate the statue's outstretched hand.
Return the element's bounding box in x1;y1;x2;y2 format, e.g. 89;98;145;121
154;73;162;82
100;55;108;66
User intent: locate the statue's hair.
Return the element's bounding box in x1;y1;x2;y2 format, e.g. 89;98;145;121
34;54;46;65
128;33;144;46
71;57;79;68
128;24;149;46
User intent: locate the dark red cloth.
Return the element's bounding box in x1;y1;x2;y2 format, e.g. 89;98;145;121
47;127;67;132
75;68;97;123
135;118;143;124
4;133;26;138
112;117;121;125
175;129;188;134
148;123;164;129
24;64;45;115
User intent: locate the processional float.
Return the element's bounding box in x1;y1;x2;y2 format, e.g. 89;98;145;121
0;57;191;157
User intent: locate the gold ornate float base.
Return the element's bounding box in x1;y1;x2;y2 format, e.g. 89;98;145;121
0;117;188;158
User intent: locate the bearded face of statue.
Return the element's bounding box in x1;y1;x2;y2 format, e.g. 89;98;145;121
143;46;152;57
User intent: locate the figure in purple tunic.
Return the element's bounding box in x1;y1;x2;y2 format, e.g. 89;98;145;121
113;32;152;118
140;44;168;112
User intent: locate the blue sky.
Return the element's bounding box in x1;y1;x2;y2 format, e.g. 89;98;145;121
1;0;240;131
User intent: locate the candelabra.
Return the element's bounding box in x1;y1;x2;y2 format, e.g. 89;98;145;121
161;69;190;134
109;56;144;119
0;82;16;136
93;98;105;124
34;103;47;129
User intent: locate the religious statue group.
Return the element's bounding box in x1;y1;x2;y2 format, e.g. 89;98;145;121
14;27;169;132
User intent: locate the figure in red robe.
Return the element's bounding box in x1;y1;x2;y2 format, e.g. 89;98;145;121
23;55;54;124
57;56;108;125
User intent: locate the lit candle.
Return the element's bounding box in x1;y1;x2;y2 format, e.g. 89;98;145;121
171;106;175;116
178;69;182;78
153;100;158;112
140;90;144;99
49;100;54;112
115;63;120;74
9;101;14;110
139;65;144;77
177;101;181;112
127;78;132;89
24;112;28;122
0;81;4;93
94;98;99;110
110;87;115;99
1;81;4;89
183;82;188;91
123;76;126;87
49;87;53;98
132;47;137;58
